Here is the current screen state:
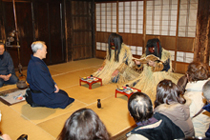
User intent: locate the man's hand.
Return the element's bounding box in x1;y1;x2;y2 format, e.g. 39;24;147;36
4;74;11;81
112;70;119;77
135;60;141;65
54;84;59;93
148;60;156;67
0;75;4;79
0;74;11;81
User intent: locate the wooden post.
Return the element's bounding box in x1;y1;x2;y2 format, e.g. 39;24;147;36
194;0;210;64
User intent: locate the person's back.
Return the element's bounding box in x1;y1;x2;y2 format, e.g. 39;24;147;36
182;61;210;137
127;92;184;140
202;80;210;138
154;79;195;138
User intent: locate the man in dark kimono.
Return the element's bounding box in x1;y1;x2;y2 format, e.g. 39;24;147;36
26;41;74;109
0;42;18;87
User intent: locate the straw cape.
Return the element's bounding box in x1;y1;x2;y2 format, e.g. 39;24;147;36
93;43;139;85
128;49;182;101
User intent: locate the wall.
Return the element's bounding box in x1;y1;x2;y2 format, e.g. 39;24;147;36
95;0;209;74
0;0;67;68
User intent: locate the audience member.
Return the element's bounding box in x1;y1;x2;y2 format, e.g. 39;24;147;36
93;33;139;85
0;42;18;87
154;79;195;138
202;80;210;138
178;61;210;137
26;41;74;109
128;38;180;101
57;108;110;140
126;92;184;140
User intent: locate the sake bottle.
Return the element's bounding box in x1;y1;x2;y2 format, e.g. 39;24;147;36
97;99;101;108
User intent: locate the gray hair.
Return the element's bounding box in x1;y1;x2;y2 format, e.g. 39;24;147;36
203;80;210;100
31;41;45;53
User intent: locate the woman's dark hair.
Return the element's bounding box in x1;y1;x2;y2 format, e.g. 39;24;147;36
154;79;186;108
128;92;153;123
57;108;110;140
186;61;209;82
108;33;123;62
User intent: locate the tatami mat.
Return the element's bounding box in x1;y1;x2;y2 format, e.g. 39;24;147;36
0;105;55;140
0;58;183;140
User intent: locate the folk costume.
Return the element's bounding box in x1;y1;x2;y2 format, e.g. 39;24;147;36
93;33;139;85
27;55;75;109
129;38;181;101
0;51;18;87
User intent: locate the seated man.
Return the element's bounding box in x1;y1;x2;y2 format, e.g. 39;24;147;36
26;41;74;109
93;33;139;85
0;42;18;87
127;92;184;140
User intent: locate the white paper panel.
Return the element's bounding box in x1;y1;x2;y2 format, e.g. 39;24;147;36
96;42;101;50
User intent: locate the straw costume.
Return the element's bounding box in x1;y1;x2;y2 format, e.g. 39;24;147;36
129;38;181;101
93;33;139;85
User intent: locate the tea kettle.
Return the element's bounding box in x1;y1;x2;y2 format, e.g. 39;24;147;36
17;80;28;89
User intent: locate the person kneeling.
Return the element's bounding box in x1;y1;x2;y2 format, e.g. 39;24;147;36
25;41;74;109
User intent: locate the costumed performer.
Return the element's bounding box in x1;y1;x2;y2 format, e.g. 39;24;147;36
25;41;75;109
93;33;139;85
128;38;181;101
0;42;18;87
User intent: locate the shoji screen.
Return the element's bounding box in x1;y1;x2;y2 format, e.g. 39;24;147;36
177;0;198;63
96;0;198;64
118;1;144;55
146;0;178;61
96;3;117;51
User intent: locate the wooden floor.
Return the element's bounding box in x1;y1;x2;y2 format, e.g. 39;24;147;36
0;58;137;140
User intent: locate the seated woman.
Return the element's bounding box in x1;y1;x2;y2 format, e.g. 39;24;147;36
127;92;184;140
178;61;210;137
57;108;110;140
93;33;139;85
128;38;180;101
154;79;195;138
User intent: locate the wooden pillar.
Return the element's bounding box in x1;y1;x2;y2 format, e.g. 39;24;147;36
0;0;6;42
194;0;210;64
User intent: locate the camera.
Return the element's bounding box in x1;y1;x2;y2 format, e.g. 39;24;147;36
17;134;28;140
